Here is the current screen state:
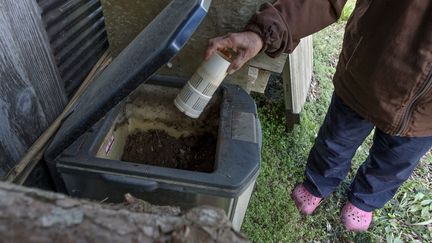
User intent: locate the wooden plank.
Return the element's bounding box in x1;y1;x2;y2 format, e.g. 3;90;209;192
249;53;288;74
283;35;313;114
100;0;278;90
0;0;67;179
249;70;272;93
6;52;112;184
248;67;260;82
282;63;293;112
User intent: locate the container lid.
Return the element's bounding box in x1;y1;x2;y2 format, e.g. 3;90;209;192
46;0;211;160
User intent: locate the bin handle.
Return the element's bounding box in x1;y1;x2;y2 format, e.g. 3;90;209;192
101;174;158;192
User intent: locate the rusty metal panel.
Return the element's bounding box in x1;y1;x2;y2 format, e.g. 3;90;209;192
37;0;109;97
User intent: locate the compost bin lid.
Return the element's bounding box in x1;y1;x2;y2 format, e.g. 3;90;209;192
46;0;211;160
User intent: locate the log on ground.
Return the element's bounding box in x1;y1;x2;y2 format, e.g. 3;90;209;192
0;182;249;243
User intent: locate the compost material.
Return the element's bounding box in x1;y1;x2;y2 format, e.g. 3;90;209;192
122;129;216;172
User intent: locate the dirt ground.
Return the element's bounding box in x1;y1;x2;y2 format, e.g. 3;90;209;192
122;129;216;172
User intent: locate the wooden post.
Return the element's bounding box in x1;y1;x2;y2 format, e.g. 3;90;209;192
282;36;313;131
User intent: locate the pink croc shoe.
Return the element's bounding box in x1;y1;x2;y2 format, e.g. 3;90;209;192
290;184;322;215
341;202;372;231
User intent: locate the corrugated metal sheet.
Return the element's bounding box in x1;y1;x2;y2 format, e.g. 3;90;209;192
37;0;109;98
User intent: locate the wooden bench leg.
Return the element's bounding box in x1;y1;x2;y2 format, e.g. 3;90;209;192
282;35;313;133
285;110;300;132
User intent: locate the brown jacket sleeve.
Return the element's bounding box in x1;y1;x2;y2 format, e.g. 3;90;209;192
245;0;347;57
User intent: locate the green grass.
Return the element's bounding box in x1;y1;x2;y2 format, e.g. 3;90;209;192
241;15;432;243
340;0;357;21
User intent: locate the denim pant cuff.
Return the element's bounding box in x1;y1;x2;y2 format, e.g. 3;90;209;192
348;195;376;212
303;179;325;198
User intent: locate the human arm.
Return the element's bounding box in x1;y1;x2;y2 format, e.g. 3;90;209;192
245;0;347;57
206;0;347;73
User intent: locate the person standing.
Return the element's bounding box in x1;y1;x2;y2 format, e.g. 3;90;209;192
206;0;432;231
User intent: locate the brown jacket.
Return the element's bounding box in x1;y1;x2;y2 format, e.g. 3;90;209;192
246;0;432;137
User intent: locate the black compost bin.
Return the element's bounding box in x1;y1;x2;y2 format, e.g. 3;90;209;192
45;0;261;230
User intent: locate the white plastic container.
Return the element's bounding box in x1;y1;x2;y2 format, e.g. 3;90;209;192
174;51;231;118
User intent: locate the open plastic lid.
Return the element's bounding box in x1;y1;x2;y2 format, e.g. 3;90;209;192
46;0;211;160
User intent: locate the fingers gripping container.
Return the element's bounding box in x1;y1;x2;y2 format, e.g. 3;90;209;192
175;52;231;118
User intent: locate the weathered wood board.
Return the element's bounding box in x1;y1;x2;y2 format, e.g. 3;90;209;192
100;0;276;88
249;70;272;93
283;35;313;114
249;53;289;74
0;0;67;179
